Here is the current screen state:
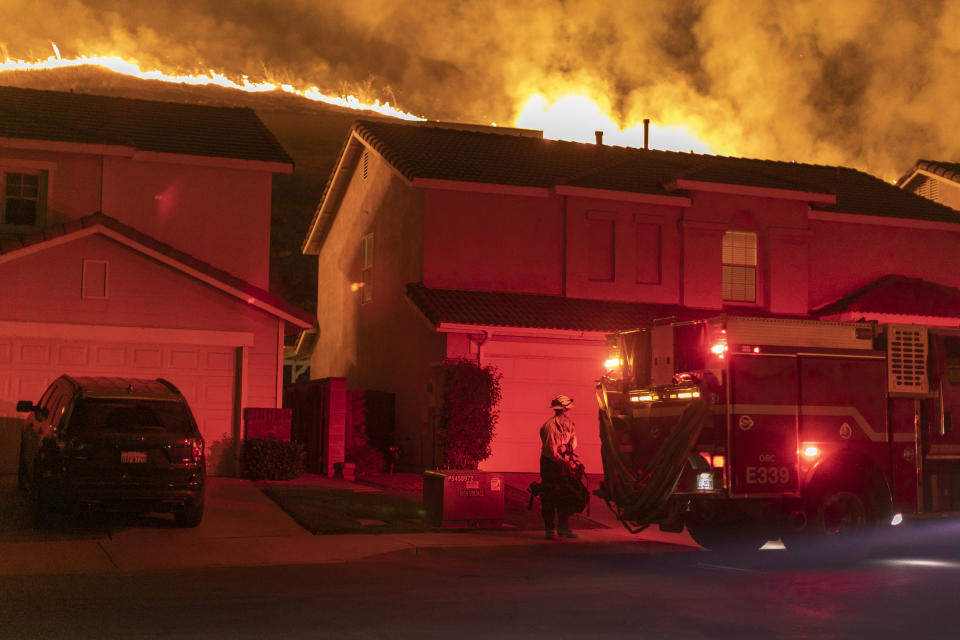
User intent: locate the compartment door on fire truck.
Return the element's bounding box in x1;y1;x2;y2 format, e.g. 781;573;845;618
929;335;960;458
729;353;799;497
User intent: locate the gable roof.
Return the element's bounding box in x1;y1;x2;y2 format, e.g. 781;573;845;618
0;85;292;168
304;119;960;252
0;212;313;331
407;283;809;333
812;275;960;320
897;160;960;188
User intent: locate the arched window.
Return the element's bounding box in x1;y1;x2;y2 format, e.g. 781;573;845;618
722;230;757;302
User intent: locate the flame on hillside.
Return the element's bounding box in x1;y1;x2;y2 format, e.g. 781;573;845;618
2;45;718;154
0;44;426;121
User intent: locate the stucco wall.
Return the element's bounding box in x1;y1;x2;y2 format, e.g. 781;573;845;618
102;157;272;288
564;197;682;303
313;149;445;469
808;218;960;308
423;189;564;294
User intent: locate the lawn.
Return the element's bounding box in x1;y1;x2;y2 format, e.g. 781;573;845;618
260;476;609;535
260;485;431;534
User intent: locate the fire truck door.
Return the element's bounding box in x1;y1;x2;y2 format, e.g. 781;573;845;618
923;335;960;511
930;335;960;457
729;353;799;497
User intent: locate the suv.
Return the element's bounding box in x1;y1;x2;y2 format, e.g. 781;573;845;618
17;375;205;527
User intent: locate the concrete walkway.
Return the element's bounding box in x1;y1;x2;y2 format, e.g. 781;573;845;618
0;474;697;576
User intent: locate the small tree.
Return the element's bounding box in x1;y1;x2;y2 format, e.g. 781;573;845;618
437;358;502;469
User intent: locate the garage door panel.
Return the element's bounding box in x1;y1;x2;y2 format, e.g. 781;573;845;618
170;348;200;370
0;342;11;363
57;344;90;367
21;343;51;365
94;345;126;367
133;347;163;368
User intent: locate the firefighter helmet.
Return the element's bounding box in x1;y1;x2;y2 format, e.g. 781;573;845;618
551;395;574;410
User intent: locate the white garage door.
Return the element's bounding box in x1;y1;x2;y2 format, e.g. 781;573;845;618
0;335;237;474
480;336;606;473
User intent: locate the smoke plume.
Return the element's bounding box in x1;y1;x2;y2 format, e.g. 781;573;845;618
2;0;958;178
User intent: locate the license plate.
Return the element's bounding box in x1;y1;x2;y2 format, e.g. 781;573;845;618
121;451;148;464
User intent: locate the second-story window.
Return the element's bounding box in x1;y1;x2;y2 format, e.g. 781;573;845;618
360;233;374;304
722;230;757;302
2;170;45;228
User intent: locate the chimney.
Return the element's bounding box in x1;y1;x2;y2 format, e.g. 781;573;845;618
595;130;604;146
643;119;650;150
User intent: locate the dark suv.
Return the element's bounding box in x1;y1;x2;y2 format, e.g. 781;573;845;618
17;375;205;527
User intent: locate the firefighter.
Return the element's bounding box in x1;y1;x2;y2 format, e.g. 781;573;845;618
539;394;580;539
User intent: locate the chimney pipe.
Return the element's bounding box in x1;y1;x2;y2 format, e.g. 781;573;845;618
595;130;603;146
643;119;650;150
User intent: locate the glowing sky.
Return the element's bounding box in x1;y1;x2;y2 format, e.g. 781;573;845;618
2;0;958;179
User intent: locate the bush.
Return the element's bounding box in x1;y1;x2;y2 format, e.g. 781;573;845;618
437;358;502;469
346;443;385;478
242;436;305;481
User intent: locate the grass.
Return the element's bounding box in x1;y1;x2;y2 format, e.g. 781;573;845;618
260;476;609;535
261;485;431;534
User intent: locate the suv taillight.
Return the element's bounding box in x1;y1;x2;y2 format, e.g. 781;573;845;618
182;438;204;463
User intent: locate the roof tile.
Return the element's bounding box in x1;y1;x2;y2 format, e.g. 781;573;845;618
0;85;292;165
407;283;807;332
352;120;958;224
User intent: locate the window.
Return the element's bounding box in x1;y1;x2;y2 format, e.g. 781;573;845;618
2;170;46;228
635;222;661;284
360;233;373;304
588;217;614;282
722;230;757;302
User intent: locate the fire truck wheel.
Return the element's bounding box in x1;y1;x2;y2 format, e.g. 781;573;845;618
685;517;771;553
782;487;872;553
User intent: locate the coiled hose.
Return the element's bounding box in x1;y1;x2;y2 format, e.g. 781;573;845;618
596;382;710;533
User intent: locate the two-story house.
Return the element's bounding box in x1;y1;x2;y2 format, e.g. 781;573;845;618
304;120;960;474
0;86;313;474
898;160;960;211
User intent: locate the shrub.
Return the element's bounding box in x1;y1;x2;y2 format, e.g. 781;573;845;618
241;436;305;481
437;358;502;469
346;443;385;478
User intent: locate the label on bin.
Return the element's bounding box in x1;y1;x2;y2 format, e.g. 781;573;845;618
466;480;479;489
491;477;502;491
460;489;484;497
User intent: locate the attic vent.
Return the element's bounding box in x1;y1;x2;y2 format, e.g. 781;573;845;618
887;324;928;394
916;176;940;202
362;151;369;180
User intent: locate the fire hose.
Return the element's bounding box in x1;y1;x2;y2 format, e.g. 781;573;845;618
595;382;710;533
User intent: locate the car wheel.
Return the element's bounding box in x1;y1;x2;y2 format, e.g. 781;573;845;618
17;441;29;492
686;518;770;552
174;498;204;528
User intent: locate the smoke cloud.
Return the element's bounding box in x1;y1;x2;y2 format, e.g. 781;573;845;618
2;0;957;178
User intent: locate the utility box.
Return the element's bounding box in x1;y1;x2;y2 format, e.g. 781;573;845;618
422;470;504;528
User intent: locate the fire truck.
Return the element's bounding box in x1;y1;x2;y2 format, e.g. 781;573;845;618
595;315;960;551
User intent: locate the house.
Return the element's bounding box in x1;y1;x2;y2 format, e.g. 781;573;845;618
0;85;314;474
897;160;960;211
304;119;960;474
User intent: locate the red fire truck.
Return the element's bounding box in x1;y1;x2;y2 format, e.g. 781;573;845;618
596;315;960;550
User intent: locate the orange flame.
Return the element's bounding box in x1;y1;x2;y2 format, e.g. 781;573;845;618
515;94;715;154
0;44;425;121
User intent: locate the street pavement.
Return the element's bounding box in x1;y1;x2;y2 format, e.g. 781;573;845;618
0;473;698;576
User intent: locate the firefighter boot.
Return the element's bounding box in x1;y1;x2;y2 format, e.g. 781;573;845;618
543;509;557;540
557;513;578;539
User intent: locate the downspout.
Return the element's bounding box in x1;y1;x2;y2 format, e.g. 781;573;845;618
473;330;489;364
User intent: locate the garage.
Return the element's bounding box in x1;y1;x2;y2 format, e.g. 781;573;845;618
480;333;606;473
0;325;251;475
